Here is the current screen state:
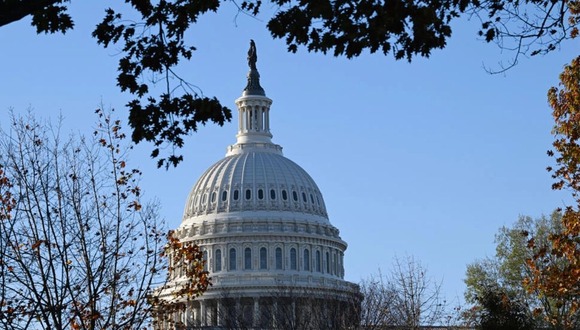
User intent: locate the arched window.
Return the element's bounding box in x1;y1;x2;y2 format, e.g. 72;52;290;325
310;194;314;204
334;253;338;275
211;192;216;203
215;249;222;272
260;247;267;269
221;191;227;201
229;248;237;270
302;192;307;202
275;247;283;270
233;189;239;201
244;247;252;270
304;249;310;271
292;191;298;201
203;251;208;271
270;189;276;200
282;190;288;200
316;250;321;272
245;189;252;200
290;248;297;270
326;252;330;274
258;189;264;200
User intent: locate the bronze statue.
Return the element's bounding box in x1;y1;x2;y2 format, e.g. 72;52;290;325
248;39;257;70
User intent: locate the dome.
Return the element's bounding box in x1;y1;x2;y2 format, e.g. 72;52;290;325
182;151;329;223
156;42;359;329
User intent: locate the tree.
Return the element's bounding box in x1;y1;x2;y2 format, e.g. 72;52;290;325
525;55;580;330
464;212;573;328
0;110;210;329
358;256;448;329
474;285;535;330
358;272;401;329
2;0;577;167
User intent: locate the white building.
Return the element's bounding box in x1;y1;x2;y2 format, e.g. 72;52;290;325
157;42;360;329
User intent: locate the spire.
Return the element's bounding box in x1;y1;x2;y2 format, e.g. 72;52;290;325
226;40;281;156
243;39;265;96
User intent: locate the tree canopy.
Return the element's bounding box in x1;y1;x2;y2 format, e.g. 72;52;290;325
464;212;580;329
1;0;577;167
526;55;580;330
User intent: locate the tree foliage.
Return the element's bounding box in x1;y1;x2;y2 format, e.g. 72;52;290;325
1;0;577;167
0;110;210;329
526;55;580;330
464;212;571;328
0;110;165;329
475;285;535;330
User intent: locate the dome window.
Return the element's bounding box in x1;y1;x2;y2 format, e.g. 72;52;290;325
260;247;267;269
304;249;310;271
229;248;237;270
221;191;227;201
233;189;239;201
245;189;252;200
292;191;298;201
302;192;307;203
275;247;283;270
290;248;297;270
310;194;314;204
258;189;264;200
201;194;207;204
215;249;222;272
316;250;321;272
270;189;276;200
282;190;288;200
244;247;252;270
211;192;216;203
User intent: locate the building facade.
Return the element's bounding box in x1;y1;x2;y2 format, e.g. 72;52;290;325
157;42;360;329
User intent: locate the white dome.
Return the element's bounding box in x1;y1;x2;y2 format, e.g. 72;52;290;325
182;151;329;223
157;47;359;329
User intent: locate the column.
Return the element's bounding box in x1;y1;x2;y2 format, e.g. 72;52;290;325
253;297;260;327
291;300;296;325
216;300;222;326
200;300;206;327
272;300;278;328
192;303;198;327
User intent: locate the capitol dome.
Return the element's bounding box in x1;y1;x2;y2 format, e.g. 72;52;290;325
182;150;329;223
156;41;359;329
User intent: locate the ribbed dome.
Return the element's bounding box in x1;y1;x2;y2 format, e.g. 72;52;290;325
182;151;328;222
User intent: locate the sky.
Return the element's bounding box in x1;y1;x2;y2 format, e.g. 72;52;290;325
0;1;577;308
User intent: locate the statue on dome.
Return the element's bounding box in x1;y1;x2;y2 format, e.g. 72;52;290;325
248;39;257;70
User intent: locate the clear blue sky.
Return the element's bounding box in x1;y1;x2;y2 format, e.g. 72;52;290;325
1;1;576;308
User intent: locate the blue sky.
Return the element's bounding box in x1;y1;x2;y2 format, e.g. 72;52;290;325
1;1;577;307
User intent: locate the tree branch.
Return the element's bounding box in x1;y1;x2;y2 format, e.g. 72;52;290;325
0;0;62;28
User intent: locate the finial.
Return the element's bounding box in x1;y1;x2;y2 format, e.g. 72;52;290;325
243;39;265;96
248;39;257;70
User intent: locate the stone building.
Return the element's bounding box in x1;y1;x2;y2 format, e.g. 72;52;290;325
156;43;360;329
